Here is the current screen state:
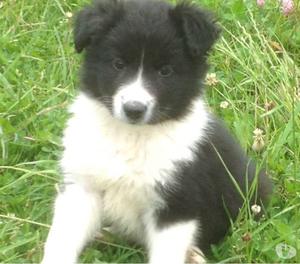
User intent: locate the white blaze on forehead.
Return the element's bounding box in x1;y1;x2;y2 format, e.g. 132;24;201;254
119;69;153;103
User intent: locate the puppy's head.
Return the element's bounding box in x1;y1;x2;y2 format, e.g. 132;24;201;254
74;0;220;125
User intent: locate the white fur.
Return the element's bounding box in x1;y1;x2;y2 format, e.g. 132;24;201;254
148;221;197;264
42;184;102;264
43;92;210;262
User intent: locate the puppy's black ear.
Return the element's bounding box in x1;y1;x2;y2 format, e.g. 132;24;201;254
170;2;221;57
74;0;122;53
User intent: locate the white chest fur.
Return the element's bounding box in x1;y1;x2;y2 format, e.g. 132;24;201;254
60;93;209;240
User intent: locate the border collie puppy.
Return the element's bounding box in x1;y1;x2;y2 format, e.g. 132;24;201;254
42;0;271;263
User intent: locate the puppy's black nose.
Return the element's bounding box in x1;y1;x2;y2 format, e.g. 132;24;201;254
123;101;147;121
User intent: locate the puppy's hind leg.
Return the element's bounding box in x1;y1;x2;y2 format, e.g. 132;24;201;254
186;246;206;264
42;183;102;264
148;220;204;264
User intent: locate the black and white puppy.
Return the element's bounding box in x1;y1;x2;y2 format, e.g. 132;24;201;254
42;0;271;263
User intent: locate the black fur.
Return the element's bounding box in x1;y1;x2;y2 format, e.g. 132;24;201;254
156;116;271;254
74;0;123;53
170;2;221;57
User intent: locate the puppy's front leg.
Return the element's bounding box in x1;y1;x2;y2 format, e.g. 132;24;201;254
42;183;102;264
148;220;204;264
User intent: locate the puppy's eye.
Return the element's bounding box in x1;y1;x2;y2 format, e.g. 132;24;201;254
158;65;173;77
113;58;126;70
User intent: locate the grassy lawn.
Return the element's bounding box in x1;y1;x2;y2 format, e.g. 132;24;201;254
0;0;299;263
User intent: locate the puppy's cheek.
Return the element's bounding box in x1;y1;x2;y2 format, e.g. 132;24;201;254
144;101;158;123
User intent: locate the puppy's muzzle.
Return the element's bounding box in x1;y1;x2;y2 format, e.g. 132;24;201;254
123;101;148;122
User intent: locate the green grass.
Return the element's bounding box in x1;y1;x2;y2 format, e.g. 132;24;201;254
0;0;299;263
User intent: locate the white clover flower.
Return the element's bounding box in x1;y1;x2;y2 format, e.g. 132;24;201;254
253;128;264;137
65;12;73;18
251;204;262;215
252;128;265;152
205;73;219;86
220;101;230;109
